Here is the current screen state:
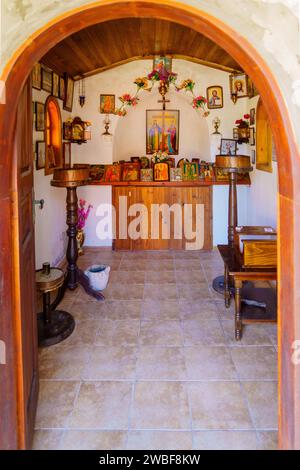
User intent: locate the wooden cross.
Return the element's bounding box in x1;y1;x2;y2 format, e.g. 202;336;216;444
158;95;170;110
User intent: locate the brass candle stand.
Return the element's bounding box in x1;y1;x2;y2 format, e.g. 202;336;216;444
212;155;253;297
51;169;104;307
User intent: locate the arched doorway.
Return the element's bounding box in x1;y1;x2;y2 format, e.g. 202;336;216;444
0;0;299;450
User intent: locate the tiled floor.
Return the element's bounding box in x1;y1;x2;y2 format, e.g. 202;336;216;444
33;249;278;450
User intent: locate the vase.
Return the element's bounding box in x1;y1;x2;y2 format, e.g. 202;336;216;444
76;228;85;256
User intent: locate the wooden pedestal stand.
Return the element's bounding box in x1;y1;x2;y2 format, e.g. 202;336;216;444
212;156;253;297
51;169;104;305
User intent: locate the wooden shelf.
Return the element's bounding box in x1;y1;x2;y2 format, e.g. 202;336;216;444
87;179;251;187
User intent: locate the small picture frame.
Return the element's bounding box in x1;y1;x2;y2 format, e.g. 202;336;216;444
229;73;249;99
153;162;169;181
63;142;71;168
140;168;153;182
170;168;183;182
233;128;239;140
59;76;65;101
41;67;52;93
63;121;72;140
100;94;115;114
36;141;45;170
105;164;121;182
251;149;256;165
183;162;199;181
64;74;74;112
220;138;237;156
206;85;223;109
32;63;41;90
89;164;105;181
153;56;172;72
250;108;255;125
249;127;256;146
52;72;60;98
122;162;140;182
35;102;45;131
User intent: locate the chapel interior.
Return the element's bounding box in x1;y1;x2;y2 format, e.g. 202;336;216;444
31;17;278;451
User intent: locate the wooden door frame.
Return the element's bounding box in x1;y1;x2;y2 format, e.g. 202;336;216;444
0;0;299;449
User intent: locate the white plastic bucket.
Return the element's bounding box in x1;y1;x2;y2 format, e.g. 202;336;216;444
84;264;110;291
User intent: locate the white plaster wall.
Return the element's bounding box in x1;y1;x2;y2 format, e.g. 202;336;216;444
32;88;71;269
246;95;278;228
71;59;249;247
1;0;300;147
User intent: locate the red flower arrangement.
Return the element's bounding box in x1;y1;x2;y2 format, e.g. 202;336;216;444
192;95;207;109
77;199;92;230
115;65;209;117
235;114;250;127
119;94;139;106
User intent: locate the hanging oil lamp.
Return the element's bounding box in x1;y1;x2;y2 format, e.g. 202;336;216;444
78;77;86;107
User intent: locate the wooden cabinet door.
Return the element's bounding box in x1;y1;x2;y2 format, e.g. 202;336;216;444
13;78;39;448
113;185;212;250
113;186;132;250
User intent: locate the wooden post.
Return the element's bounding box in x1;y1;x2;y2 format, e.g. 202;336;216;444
228;170;238;247
66;187;79;290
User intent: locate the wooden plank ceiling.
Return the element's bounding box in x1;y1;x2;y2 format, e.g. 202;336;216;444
41;18;242;79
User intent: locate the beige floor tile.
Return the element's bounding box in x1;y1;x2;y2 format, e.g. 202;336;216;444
68;382;132;429
100;300;142;321
257;431;278;450
109;271;145;284
242;381;278;429
193;430;257;450
174;251;202;259
146;251;174;260
32;430;64;450
230;346;277;380
183;319;226;346
127;431;193;450
145;260;174;271
94;320;140;347
131;382;190;429
145;271;176;284
119;259;147;271
60;430;127;450
214;299;235;321
175;270;206;283
184;346;237;380
62;320;98;346
39;344;90;380
141;300;180;321
178;283;212;301
70;300;106;321
262;323;278;347
188;382;253;430
175;260;202;270
105;283;144;300
179;300;219;321
121;251;148;259
144;283;177;300
35;381;79;429
222;321;273;346
139;320;183;346
136;347;186;380
83;345;137;380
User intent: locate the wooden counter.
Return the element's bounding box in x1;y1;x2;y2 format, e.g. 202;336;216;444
87;178;251;187
86;179;250;251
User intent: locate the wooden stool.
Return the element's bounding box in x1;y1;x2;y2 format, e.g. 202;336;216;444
36;263;75;347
